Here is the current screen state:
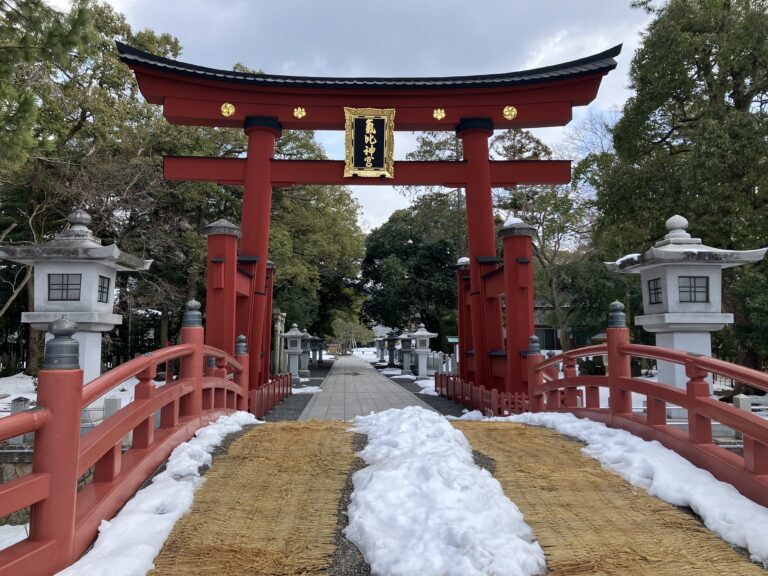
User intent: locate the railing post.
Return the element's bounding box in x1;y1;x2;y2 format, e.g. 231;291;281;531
564;355;578;407
526;336;545;412
30;318;84;569
235;335;250;412
607;302;632;419
685;358;713;444
180;300;204;421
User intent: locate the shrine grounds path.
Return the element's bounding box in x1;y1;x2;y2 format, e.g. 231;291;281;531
147;358;766;575
298;355;435;420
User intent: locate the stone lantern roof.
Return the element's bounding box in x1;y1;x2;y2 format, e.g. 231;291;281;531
607;215;767;273
282;323;304;339
0;210;152;271
411;323;437;339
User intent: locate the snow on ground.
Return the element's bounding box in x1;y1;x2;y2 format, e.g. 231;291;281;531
345;406;545;576
457;410;768;568
0;373;37;416
353;347;380;363
414;378;438;396
292;386;322;394
323;354;336;361
56;411;259;576
379;367;401;376
0;524;27;550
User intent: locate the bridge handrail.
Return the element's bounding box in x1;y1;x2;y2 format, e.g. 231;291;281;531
0;407;51;443
526;317;768;510
81;343;195;407
202;345;243;373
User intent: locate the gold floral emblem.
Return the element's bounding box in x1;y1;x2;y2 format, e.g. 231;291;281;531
220;102;235;117
293;107;307;119
433;108;446;120
502;105;518;120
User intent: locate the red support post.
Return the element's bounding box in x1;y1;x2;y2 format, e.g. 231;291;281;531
202;220;240;357
241;117;281;408
456;262;472;384
685;360;713;445
179;301;204;421
457;118;504;390
235;335;249;412
29;320;84;571
261;264;275;387
500;220;537;395
606;302;632;418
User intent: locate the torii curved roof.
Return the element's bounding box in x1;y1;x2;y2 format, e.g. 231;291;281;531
117;42;621;131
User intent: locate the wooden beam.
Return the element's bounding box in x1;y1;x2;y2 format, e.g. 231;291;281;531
164;157;571;187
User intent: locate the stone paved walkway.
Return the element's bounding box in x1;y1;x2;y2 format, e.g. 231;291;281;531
299;355;435;420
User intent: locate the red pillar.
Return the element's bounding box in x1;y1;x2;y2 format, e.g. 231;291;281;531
500;220;536;394
457;118;504;388
261;262;275;386
202;220;240;357
241;117;281;405
456;260;473;383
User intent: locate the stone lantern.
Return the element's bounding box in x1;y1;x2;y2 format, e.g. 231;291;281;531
299;329;311;378
398;331;414;375
318;337;325;364
0;210;151;384
376;337;386;363
412;323;438;376
608;215;766;389
386;330;398;367
281;323;304;385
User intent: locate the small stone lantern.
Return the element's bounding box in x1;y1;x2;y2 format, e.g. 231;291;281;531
281;323;304;385
608;215;766;389
0;210;151;384
376;337;386;363
398;331;414;375
299;329;311;378
412;323;438;376
386;330;398;367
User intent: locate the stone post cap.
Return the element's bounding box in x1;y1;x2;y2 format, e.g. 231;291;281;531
456;256;470;268
498;216;536;238
182;299;203;327
235;334;247;355
528;335;541;355
664;215;690;240
202;219;241;238
42;317;80;370
608;301;626;328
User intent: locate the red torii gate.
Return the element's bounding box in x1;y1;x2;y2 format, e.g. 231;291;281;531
118;42;620;403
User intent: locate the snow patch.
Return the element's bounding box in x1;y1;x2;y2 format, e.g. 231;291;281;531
292;386;322;394
345;406;545;576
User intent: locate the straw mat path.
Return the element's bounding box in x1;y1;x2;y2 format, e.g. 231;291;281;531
149;421;356;576
455;421;764;576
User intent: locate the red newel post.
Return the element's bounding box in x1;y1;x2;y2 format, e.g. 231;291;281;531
202;220;240;358
526;335;545;412
499;218;536;396
180;300;204;421
685;359;713;444
606;301;632;419
455;259;472;384
30;318;84;570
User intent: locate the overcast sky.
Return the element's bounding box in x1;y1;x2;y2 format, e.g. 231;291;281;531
90;0;653;230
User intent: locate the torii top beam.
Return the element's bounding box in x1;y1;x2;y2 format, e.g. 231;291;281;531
117;42;621;132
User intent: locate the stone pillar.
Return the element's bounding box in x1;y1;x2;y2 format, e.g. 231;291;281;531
282;323;304;385
399;332;413;376
386;330;397;367
377;338;386;363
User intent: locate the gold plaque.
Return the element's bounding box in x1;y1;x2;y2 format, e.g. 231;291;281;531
502;105;518;120
293;107;307;119
433;108;446;120
344;107;395;178
220;102;236;117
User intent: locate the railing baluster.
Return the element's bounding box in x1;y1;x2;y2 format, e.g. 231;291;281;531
685;359;712;444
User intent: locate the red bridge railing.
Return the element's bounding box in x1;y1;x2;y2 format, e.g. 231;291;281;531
0;300;291;576
525;302;768;509
437;301;768;510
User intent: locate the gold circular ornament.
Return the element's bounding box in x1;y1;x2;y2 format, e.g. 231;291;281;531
433;108;446;121
220;102;236;117
502;105;518;120
293;107;307;119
